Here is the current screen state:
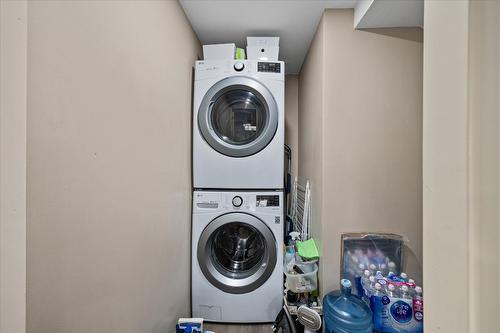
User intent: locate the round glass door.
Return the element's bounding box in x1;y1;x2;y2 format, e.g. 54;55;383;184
198;77;279;157
211;89;266;146
197;213;277;294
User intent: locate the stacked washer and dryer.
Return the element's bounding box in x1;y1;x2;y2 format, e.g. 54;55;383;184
191;59;285;323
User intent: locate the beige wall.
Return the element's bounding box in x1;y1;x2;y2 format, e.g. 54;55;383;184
26;1;200;332
423;1;469;331
298;15;325;278
285;75;299;178
0;1;27;333
299;9;423;295
424;0;500;332
469;1;500;331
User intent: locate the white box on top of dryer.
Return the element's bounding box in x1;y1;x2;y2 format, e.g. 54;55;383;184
247;37;279;61
202;43;235;60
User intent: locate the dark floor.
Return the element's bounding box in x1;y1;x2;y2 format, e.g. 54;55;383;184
204;323;274;333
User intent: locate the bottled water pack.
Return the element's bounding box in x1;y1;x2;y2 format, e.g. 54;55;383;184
361;272;423;333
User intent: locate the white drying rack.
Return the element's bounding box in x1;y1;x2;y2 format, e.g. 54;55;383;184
290;177;312;241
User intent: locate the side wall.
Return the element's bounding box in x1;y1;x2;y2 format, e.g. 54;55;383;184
424;0;500;332
299;9;423;295
0;1;27;333
321;9;423;293
26;2;200;332
285;75;299;178
298;15;325;277
469;1;500;331
422;1;469;331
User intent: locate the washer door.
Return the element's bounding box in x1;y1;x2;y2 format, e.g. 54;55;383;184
198;77;279;157
197;212;277;294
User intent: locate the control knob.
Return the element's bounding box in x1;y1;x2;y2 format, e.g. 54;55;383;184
232;196;243;207
234;62;245;72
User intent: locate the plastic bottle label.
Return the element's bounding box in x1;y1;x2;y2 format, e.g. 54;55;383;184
413;298;424;322
371;295;423;333
390;300;412;323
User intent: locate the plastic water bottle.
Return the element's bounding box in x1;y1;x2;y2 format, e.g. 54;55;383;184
354;264;366;297
400;285;411;300
413;286;423;303
347;255;359;276
369;283;386;331
385;283;398;298
407;278;416;296
323;279;373;333
388;261;396;273
360;270;371;301
357;264;366;276
373;283;384;297
413;286;424;323
369;275;377;287
414;286;423;299
379;263;388;276
365;276;377;296
360;254;370;268
361;270;371;288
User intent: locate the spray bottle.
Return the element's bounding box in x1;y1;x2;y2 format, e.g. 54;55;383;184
285;232;300;270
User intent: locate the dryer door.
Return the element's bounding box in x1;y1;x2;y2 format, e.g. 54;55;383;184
198;77;279;157
197;212;277;294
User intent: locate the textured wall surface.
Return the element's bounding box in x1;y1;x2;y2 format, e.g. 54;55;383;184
285;75;299;179
26;1;200;332
299;9;423;295
298;15;326;288
0;1;27;333
424;0;500;332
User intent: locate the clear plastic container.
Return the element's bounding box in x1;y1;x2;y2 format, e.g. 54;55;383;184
284;263;318;293
341;233;406;297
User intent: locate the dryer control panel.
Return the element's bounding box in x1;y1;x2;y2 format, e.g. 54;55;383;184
193;191;282;212
195;60;285;81
257;62;281;73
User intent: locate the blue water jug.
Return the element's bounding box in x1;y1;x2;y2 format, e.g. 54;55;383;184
323;279;373;333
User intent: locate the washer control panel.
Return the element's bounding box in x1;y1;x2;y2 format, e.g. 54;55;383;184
256;195;280;207
194;192;221;209
193;191;282;212
232;196;243;207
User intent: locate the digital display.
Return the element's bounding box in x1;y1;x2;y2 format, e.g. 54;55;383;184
256;195;280;207
257;62;281;73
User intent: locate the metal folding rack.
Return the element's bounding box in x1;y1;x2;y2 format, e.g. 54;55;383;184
289;177;311;241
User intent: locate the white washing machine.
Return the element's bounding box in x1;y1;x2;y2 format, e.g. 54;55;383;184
192;190;283;323
193;60;285;189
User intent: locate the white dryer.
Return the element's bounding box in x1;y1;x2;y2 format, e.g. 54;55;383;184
191;190;283;323
193;60;285;189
